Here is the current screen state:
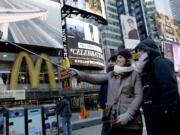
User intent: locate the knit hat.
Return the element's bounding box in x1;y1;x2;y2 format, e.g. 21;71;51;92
108;55;117;62
117;49;132;59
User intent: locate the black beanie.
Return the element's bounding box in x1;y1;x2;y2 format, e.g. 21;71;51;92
108;55;117;62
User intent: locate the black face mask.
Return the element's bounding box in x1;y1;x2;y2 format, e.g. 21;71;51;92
107;66;114;73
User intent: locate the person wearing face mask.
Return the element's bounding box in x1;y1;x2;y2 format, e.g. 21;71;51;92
135;39;180;135
68;49;143;135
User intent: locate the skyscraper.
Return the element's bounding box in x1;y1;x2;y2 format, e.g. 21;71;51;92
154;0;172;18
170;0;180;21
143;0;157;39
100;0;123;61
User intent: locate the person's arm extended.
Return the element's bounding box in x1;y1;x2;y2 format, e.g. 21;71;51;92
69;68;108;85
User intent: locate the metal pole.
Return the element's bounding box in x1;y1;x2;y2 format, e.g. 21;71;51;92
0;39;66;69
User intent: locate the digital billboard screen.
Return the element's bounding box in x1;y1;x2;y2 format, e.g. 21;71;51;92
66;18;104;68
120;15;140;49
65;0;106;22
0;0;63;49
172;44;180;72
155;11;180;42
164;42;174;62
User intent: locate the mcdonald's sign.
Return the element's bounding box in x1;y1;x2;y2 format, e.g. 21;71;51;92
10;51;57;90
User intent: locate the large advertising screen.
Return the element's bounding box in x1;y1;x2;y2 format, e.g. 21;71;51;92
9;109;25;135
164;42;174;62
44;106;58;135
0;0;63;49
66;18;105;68
65;0;106;21
27;108;43;135
155;11;180;42
120;15;140;49
172;44;180;72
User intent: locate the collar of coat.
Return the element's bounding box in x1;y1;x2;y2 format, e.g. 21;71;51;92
111;65;134;79
113;65;134;74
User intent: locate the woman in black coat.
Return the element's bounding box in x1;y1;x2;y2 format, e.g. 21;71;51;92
135;39;180;135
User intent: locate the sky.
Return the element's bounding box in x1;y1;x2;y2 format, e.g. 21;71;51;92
28;0;60;9
154;0;173;18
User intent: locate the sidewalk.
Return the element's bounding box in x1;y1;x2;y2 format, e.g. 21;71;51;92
59;109;147;135
59;110;102;131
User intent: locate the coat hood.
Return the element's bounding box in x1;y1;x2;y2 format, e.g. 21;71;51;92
135;39;161;61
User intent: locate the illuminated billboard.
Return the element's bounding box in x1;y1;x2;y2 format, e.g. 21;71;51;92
0;0;63;49
172;44;180;72
155;11;180;42
164;42;174;62
66;18;104;68
120;15;140;49
64;0;107;23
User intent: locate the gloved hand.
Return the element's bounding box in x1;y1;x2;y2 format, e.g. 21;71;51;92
67;68;78;76
116;112;133;125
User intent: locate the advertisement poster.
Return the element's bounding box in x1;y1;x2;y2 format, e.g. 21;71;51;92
44;106;58;135
172;44;180;72
27;108;43;135
66;18;104;68
155;11;180;42
0;0;63;48
120;15;140;49
65;0;106;20
164;42;174;62
9;110;25;135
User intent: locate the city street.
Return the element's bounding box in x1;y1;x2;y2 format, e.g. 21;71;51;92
59;110;148;135
72;124;102;135
72;124;148;135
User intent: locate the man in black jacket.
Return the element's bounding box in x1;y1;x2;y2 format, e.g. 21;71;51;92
58;94;72;135
135;39;180;135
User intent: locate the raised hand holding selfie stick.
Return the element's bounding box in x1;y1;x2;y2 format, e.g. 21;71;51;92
0;31;67;70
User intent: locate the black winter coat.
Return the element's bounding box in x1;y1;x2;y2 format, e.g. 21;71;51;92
58;97;72;117
135;39;180;134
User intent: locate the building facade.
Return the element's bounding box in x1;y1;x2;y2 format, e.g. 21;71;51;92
116;0;148;41
143;0;157;39
100;0;123;62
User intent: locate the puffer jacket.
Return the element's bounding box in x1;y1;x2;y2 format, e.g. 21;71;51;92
75;70;143;129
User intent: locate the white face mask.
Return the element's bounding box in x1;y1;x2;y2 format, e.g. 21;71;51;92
135;52;148;73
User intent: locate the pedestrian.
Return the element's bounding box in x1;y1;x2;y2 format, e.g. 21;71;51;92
69;49;143;135
98;55;117;135
58;94;72;135
135;39;180;135
98;54;117;110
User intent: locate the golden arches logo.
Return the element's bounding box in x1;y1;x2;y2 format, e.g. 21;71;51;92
10;51;56;90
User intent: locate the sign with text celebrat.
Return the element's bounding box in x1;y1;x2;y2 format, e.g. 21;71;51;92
66;18;105;68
